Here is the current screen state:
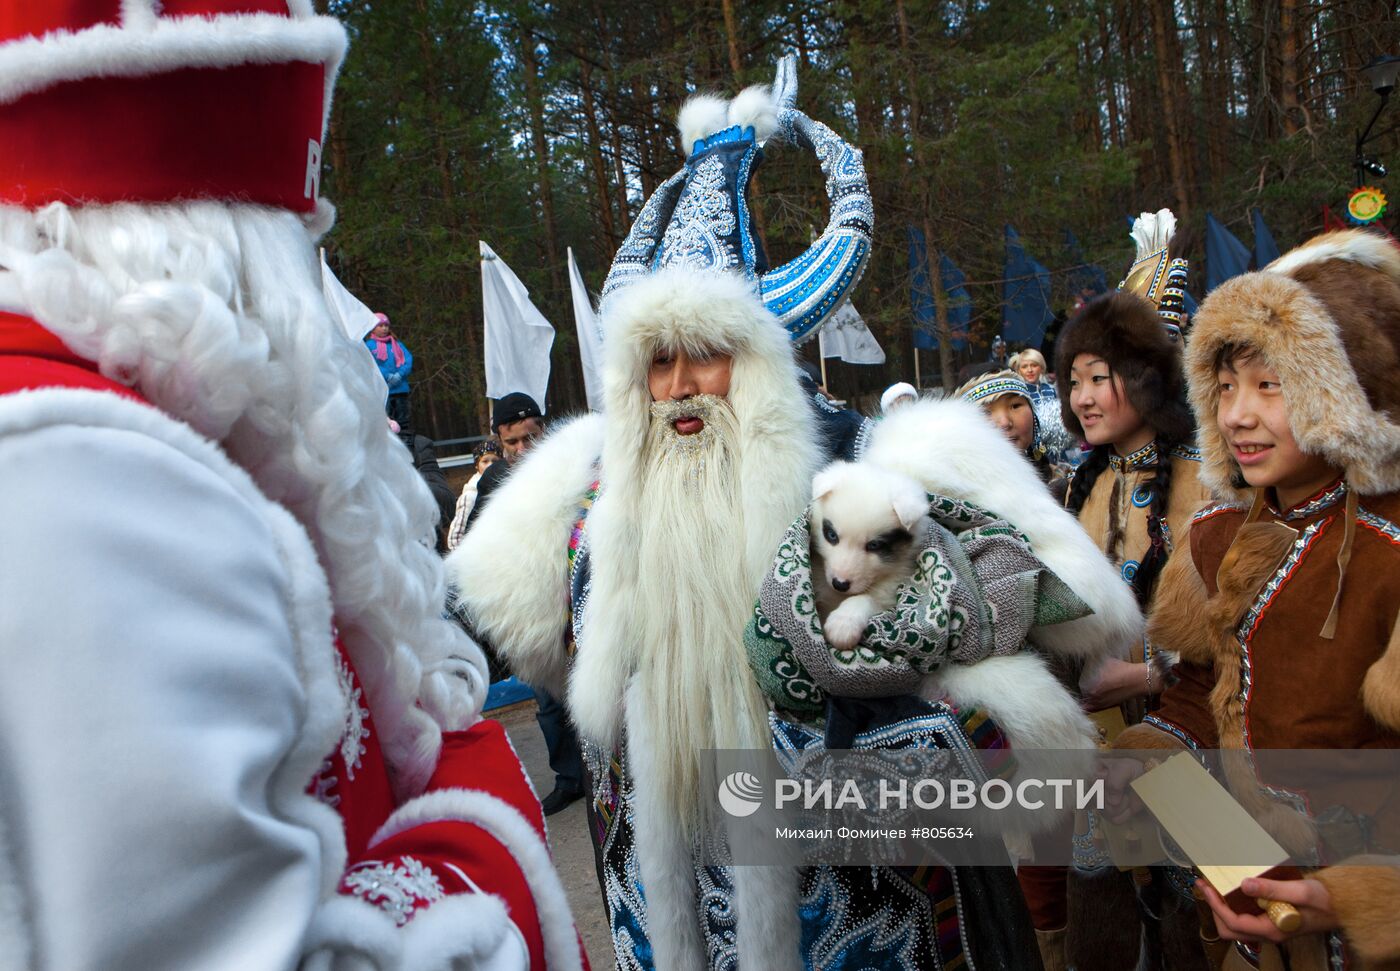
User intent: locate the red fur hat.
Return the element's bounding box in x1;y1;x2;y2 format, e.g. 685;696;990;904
0;1;346;213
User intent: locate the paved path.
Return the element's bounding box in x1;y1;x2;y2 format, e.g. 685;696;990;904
495;701;613;966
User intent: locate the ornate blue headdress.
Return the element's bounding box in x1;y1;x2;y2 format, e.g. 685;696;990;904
601;57;873;345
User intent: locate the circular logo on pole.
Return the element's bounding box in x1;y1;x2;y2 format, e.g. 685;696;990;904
1347;187;1388;226
717;771;764;817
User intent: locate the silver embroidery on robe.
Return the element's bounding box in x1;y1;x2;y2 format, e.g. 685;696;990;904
342;856;445;926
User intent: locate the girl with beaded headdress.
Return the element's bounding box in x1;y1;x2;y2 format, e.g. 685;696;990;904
956;368;1068;500
1010;347;1084;472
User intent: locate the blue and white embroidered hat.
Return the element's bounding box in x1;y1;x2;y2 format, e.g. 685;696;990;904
955;369;1045;457
602;57;873;345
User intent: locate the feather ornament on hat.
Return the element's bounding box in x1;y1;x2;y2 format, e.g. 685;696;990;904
1120;208;1191;341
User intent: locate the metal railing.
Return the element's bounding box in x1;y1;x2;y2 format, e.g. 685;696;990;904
431;434;493;469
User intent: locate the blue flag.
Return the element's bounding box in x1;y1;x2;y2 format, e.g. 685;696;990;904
907;227;969;350
1252;208;1281;269
1206;212;1252;293
941;254;971;349
1003;224;1053;347
908;226;936;350
1063;229;1108;299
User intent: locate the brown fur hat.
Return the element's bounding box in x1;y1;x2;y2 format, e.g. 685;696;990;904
1053;291;1194;442
1187;229;1400;499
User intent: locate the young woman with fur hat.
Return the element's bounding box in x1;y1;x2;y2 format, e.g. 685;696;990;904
1113;228;1400;970
1053;213;1216;971
1056;224;1213;729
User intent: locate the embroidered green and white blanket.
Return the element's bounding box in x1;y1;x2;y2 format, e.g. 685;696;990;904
745;493;1090;717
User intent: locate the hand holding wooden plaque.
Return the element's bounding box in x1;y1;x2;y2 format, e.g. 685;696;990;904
1131;754;1303;933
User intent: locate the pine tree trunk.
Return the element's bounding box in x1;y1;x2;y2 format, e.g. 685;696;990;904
413;0;487;430
579;60;619;254
896;0;955;390
518;32;564;297
1119;1;1153;193
1079;37;1104;149
1192;0;1228;188
1279;0;1303;134
632;80;658;198
1150;0;1192;218
1099;9;1123;148
592;0;632;225
720;0;743;78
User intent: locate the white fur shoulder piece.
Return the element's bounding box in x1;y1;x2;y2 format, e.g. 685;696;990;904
447;413;605;698
863;397;1141;662
925;653;1096;751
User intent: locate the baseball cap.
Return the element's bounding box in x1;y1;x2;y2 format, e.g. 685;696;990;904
491;392;543;432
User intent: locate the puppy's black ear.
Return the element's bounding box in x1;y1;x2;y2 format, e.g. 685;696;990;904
812;461;851;502
887;473;929;532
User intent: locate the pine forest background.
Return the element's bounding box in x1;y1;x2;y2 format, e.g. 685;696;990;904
317;0;1400;441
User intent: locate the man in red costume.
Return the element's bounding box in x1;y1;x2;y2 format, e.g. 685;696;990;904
0;4;582;969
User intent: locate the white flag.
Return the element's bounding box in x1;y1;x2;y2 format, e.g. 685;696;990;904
818;301;885;364
320;253;379;341
481;240;555;407
568;246;605;412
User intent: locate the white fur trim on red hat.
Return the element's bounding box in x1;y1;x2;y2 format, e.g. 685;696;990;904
0;5;346;136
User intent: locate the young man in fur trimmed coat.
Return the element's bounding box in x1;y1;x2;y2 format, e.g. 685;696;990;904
0;6;581;968
451;68;1144;969
1111;229;1400;970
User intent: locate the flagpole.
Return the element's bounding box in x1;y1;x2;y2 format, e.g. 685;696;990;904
914;347;922;390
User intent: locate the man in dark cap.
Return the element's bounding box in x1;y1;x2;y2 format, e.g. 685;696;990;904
460;393;584;815
465;392;544;530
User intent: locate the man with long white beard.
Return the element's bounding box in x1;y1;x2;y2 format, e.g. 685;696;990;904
581;271;822;866
0;5;580;968
452;63;1142;970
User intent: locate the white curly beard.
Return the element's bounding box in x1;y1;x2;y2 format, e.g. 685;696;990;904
0;199;486;796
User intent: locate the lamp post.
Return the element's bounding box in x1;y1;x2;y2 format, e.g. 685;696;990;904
1356;54;1400;187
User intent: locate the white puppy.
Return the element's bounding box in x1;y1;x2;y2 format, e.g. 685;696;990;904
809;461;930;650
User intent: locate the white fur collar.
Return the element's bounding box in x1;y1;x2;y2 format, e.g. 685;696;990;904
864;397;1142;664
446;414;605;699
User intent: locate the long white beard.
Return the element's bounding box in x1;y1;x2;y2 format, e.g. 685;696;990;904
629;394;773;839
